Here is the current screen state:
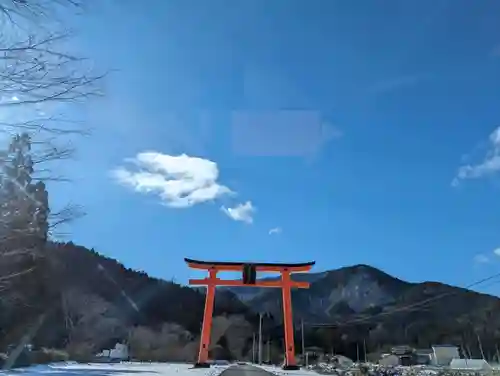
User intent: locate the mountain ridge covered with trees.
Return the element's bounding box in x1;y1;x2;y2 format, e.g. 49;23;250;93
2;132;500;364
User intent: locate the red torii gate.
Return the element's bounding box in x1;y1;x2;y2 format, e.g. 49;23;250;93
185;258;315;370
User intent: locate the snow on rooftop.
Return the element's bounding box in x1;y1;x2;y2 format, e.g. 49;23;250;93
0;362;230;376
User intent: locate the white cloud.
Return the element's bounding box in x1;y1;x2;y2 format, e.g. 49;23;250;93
269;227;282;235
474;254;490;264
493;248;500;257
453;126;500;186
221;201;255;224
111;152;233;208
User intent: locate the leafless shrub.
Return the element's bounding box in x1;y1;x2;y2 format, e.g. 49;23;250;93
29;347;69;364
128;323;196;362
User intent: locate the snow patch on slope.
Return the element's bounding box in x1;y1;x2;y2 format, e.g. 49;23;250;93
325;269;394;313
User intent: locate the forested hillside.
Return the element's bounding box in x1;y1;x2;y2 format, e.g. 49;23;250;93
244;265;500;360
0;132;261;362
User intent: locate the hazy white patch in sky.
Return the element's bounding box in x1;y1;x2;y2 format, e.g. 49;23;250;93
269;227;282;235
491;45;500;57
493;248;500;257
367;74;427;95
221;201;255;224
452;126;500;186
111;152;233;208
159;111;213;156
242;65;308;109
474;254;490;264
231;110;342;157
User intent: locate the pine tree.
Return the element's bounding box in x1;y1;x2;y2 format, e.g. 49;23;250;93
0;133;50;252
0;133;52;337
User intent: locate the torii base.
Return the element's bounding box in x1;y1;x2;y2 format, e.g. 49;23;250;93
282;365;301;370
193;363;211;368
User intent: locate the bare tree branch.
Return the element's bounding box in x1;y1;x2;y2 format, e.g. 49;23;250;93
0;0;84;26
48;202;85;237
0;116;88;135
0;33;104;107
0;1;103;297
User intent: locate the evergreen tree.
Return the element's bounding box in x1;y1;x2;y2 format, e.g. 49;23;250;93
0;133;52;348
0;133;50;252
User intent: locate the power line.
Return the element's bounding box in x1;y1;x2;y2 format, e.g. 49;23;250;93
307;270;500;329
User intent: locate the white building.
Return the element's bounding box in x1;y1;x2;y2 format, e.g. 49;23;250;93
110;343;129;360
430;345;460;366
96;343;129;361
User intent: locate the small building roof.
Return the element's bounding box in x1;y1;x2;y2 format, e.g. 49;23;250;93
391;345;414;355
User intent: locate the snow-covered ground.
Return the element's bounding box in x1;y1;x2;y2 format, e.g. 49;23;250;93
0;362;231;376
255;365;318;376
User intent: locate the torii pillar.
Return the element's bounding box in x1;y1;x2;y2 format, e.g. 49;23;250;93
185;258;315;369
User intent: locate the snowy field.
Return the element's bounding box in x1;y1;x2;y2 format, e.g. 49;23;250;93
256;365;318;376
0;362;319;376
0;362;231;376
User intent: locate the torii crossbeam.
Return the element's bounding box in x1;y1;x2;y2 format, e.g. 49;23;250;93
185;258;315;370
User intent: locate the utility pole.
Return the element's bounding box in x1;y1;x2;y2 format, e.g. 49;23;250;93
363;338;367;363
301;319;305;364
258;313;263;365
267;337;271;364
461;340;468;359
252;333;256;363
477;332;485;360
466;343;473;359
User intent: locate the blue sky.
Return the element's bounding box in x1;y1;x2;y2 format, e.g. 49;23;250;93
44;1;500;293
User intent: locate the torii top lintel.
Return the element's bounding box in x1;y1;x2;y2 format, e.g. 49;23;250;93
184;258;315;272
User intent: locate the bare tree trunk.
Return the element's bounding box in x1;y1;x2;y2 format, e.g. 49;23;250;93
3;312;47;370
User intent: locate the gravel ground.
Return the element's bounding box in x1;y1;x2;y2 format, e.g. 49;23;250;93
307;363;500;376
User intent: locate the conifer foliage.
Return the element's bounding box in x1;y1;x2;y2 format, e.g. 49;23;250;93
0;133;50;251
0;132;52;347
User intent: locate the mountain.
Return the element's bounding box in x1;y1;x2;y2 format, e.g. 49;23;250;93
221;271;328;302
0;242;260;362
230;264;500;359
231;264;406;320
3;243;500;363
